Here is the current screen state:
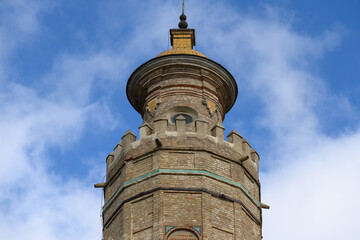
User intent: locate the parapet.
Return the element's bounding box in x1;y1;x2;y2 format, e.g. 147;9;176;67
107;118;260;179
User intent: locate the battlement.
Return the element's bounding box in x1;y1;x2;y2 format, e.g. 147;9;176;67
107;118;260;178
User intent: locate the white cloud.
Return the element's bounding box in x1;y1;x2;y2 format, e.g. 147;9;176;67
0;54;111;240
189;2;360;239
0;175;101;239
0;48;128;239
262;132;360;239
0;2;121;239
1;1;359;239
0;83;103;239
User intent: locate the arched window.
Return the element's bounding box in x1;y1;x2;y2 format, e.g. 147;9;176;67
166;106;198;125
171;113;193;124
166;228;199;240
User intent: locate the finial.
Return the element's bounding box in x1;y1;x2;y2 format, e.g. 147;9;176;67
178;0;188;29
182;0;185;15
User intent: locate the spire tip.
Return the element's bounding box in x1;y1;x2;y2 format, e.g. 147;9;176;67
178;0;188;29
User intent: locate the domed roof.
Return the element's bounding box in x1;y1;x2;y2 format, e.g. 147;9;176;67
157;48;207;58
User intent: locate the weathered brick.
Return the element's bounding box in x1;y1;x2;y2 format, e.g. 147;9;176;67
98;20;264;240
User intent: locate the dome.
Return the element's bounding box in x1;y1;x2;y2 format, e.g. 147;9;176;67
157;48;207;58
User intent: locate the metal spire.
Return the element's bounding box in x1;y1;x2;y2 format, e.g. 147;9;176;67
182;0;185;15
178;0;188;29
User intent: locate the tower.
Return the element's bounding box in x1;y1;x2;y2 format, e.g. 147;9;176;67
95;7;266;240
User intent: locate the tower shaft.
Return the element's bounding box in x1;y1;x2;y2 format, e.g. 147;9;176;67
97;10;264;240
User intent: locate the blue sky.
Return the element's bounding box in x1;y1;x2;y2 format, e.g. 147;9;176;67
0;0;359;239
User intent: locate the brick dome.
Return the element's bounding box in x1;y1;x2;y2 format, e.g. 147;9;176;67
157;48;207;58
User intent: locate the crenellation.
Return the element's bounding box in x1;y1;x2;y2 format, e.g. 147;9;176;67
106;152;115;173
211;123;225;142
175;115;187;134
227;130;244;154
250;149;260;171
242;138;252;157
195;119;210;136
107;142;123;176
113;141;122;159
139;122;153;139
227;130;243;144
120;130;137;159
122;130;137;146
109;126;259;180
154;118;168;135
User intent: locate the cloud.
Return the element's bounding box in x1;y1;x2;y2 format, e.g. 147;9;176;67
0;50;111;240
0;172;101;239
262;132;360;239
0;0;52;77
0;48;128;239
0;1;359;240
0;2;121;239
187;2;360;239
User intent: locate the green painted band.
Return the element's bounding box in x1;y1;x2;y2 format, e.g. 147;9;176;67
102;169;260;210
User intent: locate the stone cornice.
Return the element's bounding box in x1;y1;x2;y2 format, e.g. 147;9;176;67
126;54;238;118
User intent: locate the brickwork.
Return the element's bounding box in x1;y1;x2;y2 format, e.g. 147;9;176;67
239;208;262;240
101;126;263;239
97;23;264;240
212;197;234;233
171;29;195;49
132;195;153;233
164;192;202;225
100;126;264;239
159;152;195;169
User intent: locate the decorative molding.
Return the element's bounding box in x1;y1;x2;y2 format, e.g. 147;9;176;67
164;226;201;236
145;97;160;117
102;169;261;212
102;186;261;230
165;226;201;239
202;99;218;117
165;226;177;235
127;55;238;115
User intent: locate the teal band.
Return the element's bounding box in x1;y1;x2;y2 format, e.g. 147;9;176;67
103;169;260;210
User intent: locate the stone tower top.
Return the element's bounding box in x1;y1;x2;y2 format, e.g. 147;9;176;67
98;4;266;239
126;9;238;130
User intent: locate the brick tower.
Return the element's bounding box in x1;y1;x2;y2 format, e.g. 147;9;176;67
95;8;266;240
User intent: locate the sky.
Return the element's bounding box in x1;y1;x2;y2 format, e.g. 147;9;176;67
0;0;359;239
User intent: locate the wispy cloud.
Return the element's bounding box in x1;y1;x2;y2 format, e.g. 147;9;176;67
188;2;360;239
0;1;359;240
0;1;120;239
